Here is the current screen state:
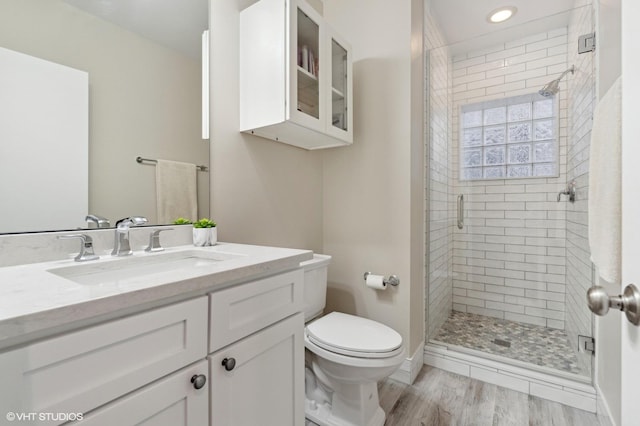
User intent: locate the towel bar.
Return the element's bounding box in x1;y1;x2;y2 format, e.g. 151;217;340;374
136;156;208;172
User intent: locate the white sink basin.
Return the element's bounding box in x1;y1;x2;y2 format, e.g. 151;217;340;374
47;250;241;285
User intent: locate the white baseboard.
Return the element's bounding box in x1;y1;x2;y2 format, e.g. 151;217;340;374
424;343;597;413
389;340;424;385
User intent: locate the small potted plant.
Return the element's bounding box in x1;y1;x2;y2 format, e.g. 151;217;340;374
173;217;193;226
192;218;217;246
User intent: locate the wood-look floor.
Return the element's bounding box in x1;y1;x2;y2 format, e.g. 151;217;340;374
378;366;609;426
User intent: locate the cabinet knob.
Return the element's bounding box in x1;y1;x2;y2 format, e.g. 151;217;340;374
222;357;236;371
190;374;207;390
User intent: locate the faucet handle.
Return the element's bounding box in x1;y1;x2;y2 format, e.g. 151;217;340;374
115;216;148;229
58;234;100;262
145;228;174;252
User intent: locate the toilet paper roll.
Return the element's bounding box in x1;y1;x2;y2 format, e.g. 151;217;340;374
365;274;386;290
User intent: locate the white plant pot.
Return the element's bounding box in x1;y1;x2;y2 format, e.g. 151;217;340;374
193;227;218;246
193;228;210;246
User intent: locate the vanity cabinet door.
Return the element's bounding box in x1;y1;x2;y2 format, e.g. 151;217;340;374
0;297;207;420
209;313;304;426
76;360;209;426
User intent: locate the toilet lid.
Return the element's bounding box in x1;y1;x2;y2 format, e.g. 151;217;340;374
306;312;403;358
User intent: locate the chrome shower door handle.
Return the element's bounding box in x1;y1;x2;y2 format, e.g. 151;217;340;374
457;194;464;230
587;284;640;326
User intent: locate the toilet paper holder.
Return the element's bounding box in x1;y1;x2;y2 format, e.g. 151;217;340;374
363;272;400;287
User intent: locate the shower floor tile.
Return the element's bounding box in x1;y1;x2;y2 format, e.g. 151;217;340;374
432;311;584;375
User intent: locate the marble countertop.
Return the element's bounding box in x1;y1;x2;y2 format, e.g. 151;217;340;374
0;242;313;350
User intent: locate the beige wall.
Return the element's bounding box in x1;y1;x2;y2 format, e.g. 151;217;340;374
210;0;423;356
209;0;324;253
322;0;424;356
0;0;208;227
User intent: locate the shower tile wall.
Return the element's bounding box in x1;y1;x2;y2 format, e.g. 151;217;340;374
426;8;454;338
451;29;570;329
565;1;596;375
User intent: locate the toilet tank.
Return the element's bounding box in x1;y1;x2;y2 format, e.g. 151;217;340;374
301;254;331;321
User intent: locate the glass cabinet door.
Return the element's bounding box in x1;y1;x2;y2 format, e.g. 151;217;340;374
296;7;320;120
330;38;348;132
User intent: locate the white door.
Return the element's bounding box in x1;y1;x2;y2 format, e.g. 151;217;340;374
620;1;640;424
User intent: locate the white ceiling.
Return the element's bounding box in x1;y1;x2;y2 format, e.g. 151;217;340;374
430;0;579;52
63;0;208;60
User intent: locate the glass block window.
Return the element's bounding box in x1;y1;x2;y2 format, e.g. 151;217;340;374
460;93;558;180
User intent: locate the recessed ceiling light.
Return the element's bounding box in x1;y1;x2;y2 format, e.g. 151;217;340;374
487;6;517;24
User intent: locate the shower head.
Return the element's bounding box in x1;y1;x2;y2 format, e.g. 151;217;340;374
538;65;575;97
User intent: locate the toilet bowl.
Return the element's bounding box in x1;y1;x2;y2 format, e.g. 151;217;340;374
301;256;405;426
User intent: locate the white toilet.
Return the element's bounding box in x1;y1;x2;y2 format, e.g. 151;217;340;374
301;255;406;426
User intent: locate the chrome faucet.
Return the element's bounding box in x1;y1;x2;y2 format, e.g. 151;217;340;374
58;234;99;262
112;216;148;256
85;214;110;228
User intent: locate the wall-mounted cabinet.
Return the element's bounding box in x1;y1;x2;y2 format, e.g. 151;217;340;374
239;0;353;150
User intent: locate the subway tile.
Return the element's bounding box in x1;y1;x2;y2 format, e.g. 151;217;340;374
505;295;547;308
453;295;486;308
485;235;525;245
525;306;565;321
505;228;548;238
468;289;505;302
486;80;527;95
525;254;566;266
504;67;548;83
504;49;548;66
485;251;525;262
467;274;506;286
485;284;525;296
505;210;547;219
466;305;505;319
485;300;525;314
505;32;548;49
486;268;525;280
453;55;485;70
454;71;487;85
485;202;525;210
525;35;568;53
505;278;547;291
505;261;547;273
504;312;547;327
467;59;507;74
485;63;526;78
485;45;526;62
526;271;565;284
525;237;566;247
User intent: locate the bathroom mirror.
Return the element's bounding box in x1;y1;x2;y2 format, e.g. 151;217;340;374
0;0;210;234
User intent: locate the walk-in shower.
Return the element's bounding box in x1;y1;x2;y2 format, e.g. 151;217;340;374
425;2;596;383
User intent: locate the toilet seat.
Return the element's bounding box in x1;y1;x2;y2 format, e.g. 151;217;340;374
305;312;403;359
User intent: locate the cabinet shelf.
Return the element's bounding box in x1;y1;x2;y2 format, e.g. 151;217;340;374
331;87;345;101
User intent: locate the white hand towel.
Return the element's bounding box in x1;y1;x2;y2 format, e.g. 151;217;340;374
155;159;198;224
588;76;622;284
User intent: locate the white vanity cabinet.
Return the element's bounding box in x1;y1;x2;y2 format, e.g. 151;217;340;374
208;270;305;426
0;257;308;426
239;0;353;150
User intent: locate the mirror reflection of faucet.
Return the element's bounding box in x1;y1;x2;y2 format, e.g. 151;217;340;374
85;214;110;228
112;216;148;256
557;180;577;203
